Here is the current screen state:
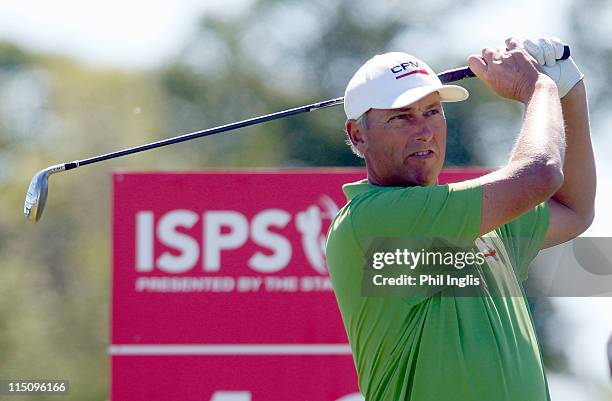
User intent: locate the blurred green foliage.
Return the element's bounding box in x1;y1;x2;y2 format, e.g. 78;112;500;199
0;0;611;400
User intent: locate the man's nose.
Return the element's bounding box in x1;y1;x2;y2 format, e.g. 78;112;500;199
414;121;434;142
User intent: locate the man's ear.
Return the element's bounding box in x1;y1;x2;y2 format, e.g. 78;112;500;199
346;119;366;150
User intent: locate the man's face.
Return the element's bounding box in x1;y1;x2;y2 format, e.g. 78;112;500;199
354;92;447;187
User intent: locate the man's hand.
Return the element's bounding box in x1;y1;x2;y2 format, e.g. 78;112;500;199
467;46;554;103
506;36;584;98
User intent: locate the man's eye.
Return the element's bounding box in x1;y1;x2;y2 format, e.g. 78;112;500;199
389;114;410;121
426;109;440;116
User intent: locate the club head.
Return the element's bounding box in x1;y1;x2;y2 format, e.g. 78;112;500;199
24;164;65;222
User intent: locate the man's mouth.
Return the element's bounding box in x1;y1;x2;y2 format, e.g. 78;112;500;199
409;150;434;159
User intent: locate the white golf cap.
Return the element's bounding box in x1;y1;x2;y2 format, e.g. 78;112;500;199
344;52;469;120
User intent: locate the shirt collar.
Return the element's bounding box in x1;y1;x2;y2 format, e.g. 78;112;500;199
342;179;379;200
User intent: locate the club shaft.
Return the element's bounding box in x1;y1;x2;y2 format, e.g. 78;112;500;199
66;45;571;170
67;68;456;170
71;97;344;169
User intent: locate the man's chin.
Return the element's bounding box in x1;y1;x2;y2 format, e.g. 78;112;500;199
402;160;442;184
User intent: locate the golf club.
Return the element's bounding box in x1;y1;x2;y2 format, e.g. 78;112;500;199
24;45;571;222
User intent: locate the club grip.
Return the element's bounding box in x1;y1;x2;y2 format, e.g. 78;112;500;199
439;45;571;83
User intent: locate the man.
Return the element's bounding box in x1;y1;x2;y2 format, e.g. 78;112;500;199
325;37;595;401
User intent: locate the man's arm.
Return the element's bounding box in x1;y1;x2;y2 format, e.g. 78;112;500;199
467;47;565;236
505;37;596;248
543;80;596;248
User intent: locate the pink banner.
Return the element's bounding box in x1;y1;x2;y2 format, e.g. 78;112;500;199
111;168;487;400
112;355;361;401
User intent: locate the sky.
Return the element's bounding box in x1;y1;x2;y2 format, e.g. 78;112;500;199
0;0;253;69
0;0;574;70
1;0;610;399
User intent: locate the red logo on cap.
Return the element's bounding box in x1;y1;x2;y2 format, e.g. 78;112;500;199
395;69;429;80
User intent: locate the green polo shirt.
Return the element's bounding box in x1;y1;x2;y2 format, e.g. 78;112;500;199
325;179;550;401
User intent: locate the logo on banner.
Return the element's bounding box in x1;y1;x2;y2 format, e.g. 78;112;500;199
296;196;339;274
133;195;339;294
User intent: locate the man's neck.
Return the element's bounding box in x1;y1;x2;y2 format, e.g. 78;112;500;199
366;172;437;187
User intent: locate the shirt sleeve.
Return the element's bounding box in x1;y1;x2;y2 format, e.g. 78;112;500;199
495;201;550;281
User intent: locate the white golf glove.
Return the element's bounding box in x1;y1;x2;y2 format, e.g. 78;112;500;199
522;37;583;98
